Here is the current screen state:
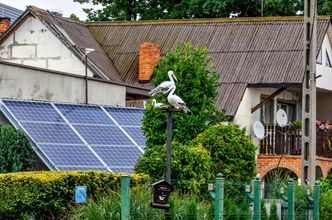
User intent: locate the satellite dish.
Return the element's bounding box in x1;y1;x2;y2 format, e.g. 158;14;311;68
276;109;288;127
253;121;265;140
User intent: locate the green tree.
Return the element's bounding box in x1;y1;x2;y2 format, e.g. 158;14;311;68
191;124;256;182
143;42;224;148
74;0;332;21
0;125;35;173
70;13;81;21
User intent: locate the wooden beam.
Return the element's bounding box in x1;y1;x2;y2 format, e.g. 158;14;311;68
251;88;287;113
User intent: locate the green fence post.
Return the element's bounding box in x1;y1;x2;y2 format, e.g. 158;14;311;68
253;175;261;220
313;181;320;220
214;173;224;220
287;179;294;220
121;175;130;220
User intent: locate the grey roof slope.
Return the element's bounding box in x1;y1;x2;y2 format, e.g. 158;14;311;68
87;17;331;116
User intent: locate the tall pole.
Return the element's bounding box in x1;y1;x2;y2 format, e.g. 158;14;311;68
85;54;88;104
302;0;317;186
166;111;172;183
261;0;264;17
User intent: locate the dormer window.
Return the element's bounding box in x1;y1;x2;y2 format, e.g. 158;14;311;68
326;49;332;67
317;50;322;64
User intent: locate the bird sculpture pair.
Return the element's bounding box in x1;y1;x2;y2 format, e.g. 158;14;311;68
149;71;190;113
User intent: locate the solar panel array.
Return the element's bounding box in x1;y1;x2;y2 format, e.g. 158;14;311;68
0;99;145;173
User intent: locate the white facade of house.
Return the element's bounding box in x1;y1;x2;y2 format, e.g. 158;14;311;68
233;33;332;142
0;16;93;77
0;62;126;106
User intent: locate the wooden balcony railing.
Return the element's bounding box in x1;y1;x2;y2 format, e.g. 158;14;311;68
260;124;332;158
259;124;301;156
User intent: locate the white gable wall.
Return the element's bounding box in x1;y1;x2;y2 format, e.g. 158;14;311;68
316;34;332;90
0;16;93;77
233;87;301;145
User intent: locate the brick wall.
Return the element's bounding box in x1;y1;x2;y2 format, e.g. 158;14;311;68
258;155;332;179
139;42;160;83
257;155;302;178
0;17;10;34
316;156;332;178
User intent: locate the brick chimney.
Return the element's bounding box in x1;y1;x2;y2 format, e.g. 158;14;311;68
0;17;10;34
139;42;160;83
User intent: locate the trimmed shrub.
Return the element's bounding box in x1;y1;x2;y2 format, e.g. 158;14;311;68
191;124;256;182
0;125;35;172
135;142;212;192
0;171;148;219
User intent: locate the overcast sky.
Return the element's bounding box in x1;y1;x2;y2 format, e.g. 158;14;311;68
0;0;100;20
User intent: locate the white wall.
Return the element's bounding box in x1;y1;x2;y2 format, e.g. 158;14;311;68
233;87;300;145
0;62;126;106
0;16;93;77
316;34;332;90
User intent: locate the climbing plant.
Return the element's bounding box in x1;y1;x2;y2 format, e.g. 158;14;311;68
0;125;35;173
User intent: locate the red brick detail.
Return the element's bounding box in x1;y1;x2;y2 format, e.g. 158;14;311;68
257;155;302;178
0;18;10;34
139;42;160;83
316;156;332;178
258;155;332;179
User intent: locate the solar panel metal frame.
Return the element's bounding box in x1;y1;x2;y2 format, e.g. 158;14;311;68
0;99;146;173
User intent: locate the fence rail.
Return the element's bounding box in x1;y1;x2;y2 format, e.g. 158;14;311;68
259;124;332;158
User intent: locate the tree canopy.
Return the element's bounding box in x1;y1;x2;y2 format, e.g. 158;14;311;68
74;0;332;21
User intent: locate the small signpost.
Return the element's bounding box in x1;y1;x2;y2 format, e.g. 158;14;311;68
75;186;87;204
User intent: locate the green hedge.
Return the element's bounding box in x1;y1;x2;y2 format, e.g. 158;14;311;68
0;171;148;219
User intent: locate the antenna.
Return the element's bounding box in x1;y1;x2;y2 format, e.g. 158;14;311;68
276;109;289;127
253;121;266;140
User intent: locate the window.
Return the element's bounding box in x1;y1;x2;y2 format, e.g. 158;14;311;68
260;98;274;124
277;102;296;123
326;49;332;67
317;50;322;64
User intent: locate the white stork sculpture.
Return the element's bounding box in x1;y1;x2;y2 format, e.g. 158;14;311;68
151;99;169;110
149;71;177;96
167;86;190;113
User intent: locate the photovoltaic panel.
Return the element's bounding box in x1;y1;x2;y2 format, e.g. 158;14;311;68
21;122;84;144
92;146;143;167
110;167;135;174
1;99;147;174
2;100;65;123
55;104;115;125
74;125;134;145
105;108;144;126
59;167;109;171
39;144;103;167
122;127;146;146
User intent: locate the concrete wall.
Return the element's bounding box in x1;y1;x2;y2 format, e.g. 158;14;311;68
233;87;301;144
317;34;332;90
0;62;126;106
0;16;93;77
317;92;332;122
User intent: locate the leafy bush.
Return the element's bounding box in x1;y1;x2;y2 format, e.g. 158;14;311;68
143;42;224;148
135;142;212;192
261;200;268;220
0;125;35;172
269;202;279;220
191;124;256;182
0;171;148;219
320;175;332;220
71;185;212;220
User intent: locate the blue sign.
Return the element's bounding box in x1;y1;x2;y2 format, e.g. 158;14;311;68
75;186;87;204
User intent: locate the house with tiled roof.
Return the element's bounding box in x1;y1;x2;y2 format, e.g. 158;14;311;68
1;6;332;191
